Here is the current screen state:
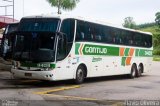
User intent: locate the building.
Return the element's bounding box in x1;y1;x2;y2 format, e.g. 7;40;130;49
0;16;18;28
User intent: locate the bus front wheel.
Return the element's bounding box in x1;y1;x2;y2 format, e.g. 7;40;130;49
75;65;85;84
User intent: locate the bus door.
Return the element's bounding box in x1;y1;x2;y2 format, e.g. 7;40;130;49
55;34;73;79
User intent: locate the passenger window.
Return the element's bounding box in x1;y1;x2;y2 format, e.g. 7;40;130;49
60;19;75;42
75;20;152;48
76;21;85;41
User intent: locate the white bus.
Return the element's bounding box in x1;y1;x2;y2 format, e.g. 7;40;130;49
11;15;153;84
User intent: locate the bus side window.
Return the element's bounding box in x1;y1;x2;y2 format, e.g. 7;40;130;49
90;24;96;41
75;25;81;41
86;23;94;41
91;34;94;40
81;32;85;39
93;24;101;42
60;19;75;42
110;28;116;44
57;36;67;61
76;20;86;41
60;19;75;57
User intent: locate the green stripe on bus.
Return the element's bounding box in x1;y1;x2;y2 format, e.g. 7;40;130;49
124;48;130;56
135;49;152;57
138;49;152;57
75;43;81;55
21;62;56;68
135;49;139;56
121;57;126;66
50;64;56;68
75;43;152;57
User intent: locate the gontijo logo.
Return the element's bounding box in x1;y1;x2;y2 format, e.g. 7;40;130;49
85;46;107;54
75;43;119;56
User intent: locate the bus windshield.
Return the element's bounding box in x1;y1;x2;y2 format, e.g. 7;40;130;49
13;31;56;62
13;18;60;62
18;18;60;32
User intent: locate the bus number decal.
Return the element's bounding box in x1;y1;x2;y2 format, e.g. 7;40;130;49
37;63;50;68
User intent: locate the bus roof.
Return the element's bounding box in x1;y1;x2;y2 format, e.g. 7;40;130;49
22;14;152;36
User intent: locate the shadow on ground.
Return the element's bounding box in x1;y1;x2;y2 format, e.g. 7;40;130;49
0;70;149;90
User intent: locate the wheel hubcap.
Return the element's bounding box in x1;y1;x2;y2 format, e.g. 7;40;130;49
138;66;142;75
77;69;83;81
132;68;136;77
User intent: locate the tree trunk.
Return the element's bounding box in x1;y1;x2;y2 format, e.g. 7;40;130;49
58;0;61;14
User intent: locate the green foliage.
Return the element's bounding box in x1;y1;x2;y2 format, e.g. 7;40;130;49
155;12;160;27
136;22;156;29
140;25;159;35
153;55;160;61
153;48;160;55
46;0;79;14
123;17;137;29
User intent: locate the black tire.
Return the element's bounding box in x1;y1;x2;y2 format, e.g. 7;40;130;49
75;65;85;84
136;64;143;77
129;64;137;79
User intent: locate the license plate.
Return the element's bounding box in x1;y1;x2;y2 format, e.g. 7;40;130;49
25;73;32;77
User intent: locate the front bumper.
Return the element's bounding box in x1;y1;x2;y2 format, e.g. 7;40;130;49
11;68;55;81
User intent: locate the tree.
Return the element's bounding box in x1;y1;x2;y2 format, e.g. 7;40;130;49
155;12;160;27
154;12;160;55
123;17;136;29
46;0;79;14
